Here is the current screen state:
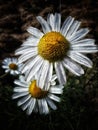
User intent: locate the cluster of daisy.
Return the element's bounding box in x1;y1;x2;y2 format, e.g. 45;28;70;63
2;13;98;115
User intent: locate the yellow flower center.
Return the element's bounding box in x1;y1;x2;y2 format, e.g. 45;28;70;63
38;31;70;62
29;80;48;99
9;63;18;70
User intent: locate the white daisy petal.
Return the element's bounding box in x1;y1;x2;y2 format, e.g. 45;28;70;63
66;21;81;39
71;45;98;53
41;99;49;114
35;64;45;87
70;28;89;42
14;80;27;87
68;52;93;68
22;98;32;111
18;49;37;63
19;75;25;82
20;59;34;74
63;58;84;76
2;59;9;64
22;41;38;47
60;16;74;36
14;70;20;75
44;62;53;90
38;60;50;89
54;62;66;85
71;38;95;45
48;93;60;102
5;69;10;73
49;86;63;94
33;103;38;113
27;99;36;115
13;87;28;92
47;14;55;31
22;36;39;46
17;95;31;106
12;58;17;63
12;92;29;99
15;46;34;55
26;56;44;82
21;55;41;74
38;99;43;114
22;40;38;47
63;18;74;36
5;58;11;63
26;60;43;82
50;81;56;86
37;16;51;33
10;70;15;75
18;49;37;57
27;26;44;38
51;74;57;82
2;65;9;69
47;13;52;29
46;98;57;110
54;13;61;32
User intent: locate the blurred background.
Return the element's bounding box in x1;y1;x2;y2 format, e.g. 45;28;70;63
0;0;98;130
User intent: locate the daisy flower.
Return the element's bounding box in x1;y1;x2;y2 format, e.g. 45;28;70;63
12;75;64;115
2;57;23;75
15;13;98;86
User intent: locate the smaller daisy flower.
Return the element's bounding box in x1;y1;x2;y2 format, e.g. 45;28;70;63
12;75;64;115
2;57;23;75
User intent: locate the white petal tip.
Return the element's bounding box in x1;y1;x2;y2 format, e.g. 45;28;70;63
27;26;33;33
88;65;93;68
17;102;21;106
12;95;16;99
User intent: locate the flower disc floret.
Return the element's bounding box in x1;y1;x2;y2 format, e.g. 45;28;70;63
9;63;18;70
29;80;48;99
38;31;70;62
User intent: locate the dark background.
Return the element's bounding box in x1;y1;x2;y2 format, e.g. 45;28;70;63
0;0;98;130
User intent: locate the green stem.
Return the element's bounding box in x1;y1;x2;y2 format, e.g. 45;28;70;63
0;73;8;78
